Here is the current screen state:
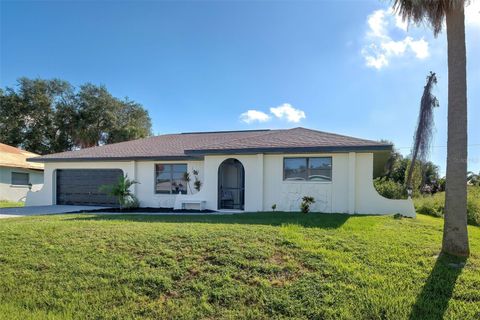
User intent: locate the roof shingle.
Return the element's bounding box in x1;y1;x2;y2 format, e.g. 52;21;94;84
0;143;44;170
28;127;391;162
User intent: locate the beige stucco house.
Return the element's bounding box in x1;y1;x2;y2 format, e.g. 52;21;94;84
0;143;44;202
26;127;415;216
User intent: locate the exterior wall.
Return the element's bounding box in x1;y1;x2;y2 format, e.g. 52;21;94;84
25;152;415;217
264;152;414;216
176;152;414;216
135;160;203;208
174;154;263;211
0;167;43;202
26;161;135;206
354;153;415;216
263;153;348;213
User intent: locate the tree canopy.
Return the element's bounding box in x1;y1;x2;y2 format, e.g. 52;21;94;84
374;140;441;199
0;78;152;154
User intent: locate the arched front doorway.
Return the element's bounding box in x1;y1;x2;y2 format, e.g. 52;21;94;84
218;158;245;210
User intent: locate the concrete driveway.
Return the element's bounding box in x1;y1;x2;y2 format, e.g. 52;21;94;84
0;205;111;219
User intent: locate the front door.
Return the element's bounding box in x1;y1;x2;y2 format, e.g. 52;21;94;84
218;159;245;210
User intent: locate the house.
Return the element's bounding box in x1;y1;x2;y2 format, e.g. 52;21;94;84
0;143;44;202
26;127;415;216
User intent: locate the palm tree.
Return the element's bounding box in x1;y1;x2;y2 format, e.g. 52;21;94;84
392;0;469;256
405;72;438;195
99;174;139;210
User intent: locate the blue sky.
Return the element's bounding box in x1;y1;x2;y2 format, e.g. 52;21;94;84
1;0;479;175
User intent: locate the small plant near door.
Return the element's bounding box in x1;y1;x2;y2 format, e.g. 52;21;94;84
271;204;277;212
100;174;139;210
300;196;315;213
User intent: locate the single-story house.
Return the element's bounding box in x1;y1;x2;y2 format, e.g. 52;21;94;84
27;127;415;216
0;143;44;202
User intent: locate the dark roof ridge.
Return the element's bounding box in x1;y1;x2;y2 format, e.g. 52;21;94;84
187;127;389;152
181;129;271;135
289;127;388;146
188;128;289;151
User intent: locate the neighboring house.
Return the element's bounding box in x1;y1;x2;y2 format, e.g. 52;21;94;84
0;143;44;202
27;127;415;216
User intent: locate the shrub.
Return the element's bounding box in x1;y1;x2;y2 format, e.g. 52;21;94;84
100;174;139;210
404;160;422;195
124;195;140;209
467;186;480;225
373;177;407;199
300;196;315;213
414;186;480;226
271;204;277;212
437;177;446;192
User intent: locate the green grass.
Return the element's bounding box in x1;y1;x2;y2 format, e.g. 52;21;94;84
414;186;480;226
0;212;479;319
0;200;24;208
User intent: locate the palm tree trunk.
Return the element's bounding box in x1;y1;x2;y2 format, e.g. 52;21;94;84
406;148;419;194
442;5;469;257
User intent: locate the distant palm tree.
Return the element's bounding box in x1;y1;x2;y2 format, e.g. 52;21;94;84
392;0;469;256
405;72;438;195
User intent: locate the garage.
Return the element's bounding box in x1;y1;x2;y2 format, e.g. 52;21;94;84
56;169;123;206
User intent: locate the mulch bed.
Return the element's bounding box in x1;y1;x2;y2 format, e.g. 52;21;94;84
85;207;215;214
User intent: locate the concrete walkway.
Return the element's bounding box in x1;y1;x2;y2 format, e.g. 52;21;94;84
0;205;111;219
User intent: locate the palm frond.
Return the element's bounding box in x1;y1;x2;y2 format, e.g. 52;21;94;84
391;0;466;36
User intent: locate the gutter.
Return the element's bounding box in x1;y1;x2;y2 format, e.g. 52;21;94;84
184;145;393;155
27;155;204;163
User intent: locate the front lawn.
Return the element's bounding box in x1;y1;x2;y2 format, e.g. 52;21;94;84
0;213;478;319
0;200;24;208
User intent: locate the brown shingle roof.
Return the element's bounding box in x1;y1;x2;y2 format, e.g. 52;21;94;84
28;127;391;162
186;127;389;154
0;143;44;170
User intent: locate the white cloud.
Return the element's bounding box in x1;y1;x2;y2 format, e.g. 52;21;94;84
270;103;306;123
367;10;388;38
408;38;429;58
361;9;430;70
394;14;408;31
240;103;306;124
239;110;271;124
465;1;480;28
381;39;408;55
362;49;389;69
361;2;478;70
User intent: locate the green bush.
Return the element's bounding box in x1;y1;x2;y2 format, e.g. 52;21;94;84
373;177;407;199
124;195;140;209
467;187;480;225
415;194;444;218
300;196;315;213
99;174;139;209
414;186;480;226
